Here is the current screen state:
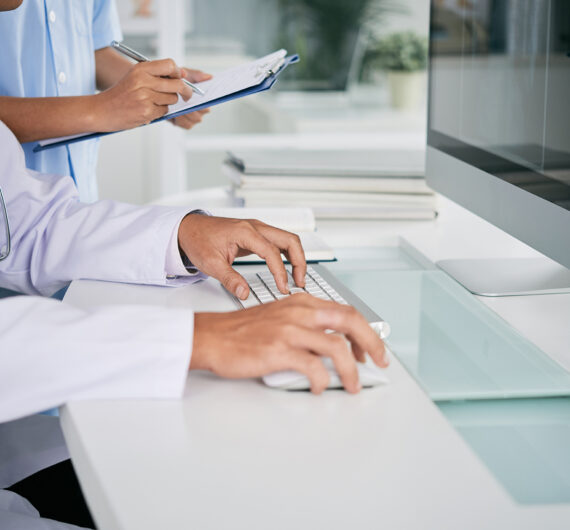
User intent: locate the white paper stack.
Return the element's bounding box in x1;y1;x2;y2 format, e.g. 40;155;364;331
210;207;335;262
224;149;437;220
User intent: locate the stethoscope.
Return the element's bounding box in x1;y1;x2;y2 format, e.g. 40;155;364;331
0;189;11;261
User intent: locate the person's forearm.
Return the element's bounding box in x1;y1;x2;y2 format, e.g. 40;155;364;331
0;95;100;143
0;296;193;423
0;122;192;296
95;47;135;91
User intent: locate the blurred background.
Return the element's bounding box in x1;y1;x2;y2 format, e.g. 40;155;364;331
98;0;430;204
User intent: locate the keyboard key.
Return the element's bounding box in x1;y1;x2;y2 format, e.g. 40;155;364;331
240;292;260;308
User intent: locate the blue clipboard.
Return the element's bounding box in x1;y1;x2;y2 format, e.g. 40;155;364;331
34;54;299;152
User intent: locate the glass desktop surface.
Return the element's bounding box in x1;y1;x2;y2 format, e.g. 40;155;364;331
439;398;570;504
326;246;570;505
327;251;570;401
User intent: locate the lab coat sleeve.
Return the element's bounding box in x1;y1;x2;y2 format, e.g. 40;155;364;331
0;296;193;424
0;122;200;296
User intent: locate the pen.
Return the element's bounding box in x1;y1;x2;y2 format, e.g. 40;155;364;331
111;40;205;96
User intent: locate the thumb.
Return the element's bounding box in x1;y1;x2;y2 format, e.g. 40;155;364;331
216;262;250;300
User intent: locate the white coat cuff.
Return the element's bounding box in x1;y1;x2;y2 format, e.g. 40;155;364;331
0;298;195;423
165;218;198;277
165;211;211;279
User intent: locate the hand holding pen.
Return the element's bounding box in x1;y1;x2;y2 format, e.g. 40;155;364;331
89;42;212;132
112;41;206;96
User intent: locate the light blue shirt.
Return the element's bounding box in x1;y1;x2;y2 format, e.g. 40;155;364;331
0;0;122;203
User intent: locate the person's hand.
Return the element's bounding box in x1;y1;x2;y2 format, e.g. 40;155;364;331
170;108;210;130
177;214;306;299
170;68;212;130
191;294;389;394
92;59;193;132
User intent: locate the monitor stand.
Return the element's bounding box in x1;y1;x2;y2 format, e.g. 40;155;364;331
436;258;570;296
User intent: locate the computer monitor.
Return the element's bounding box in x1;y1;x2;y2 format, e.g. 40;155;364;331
426;0;570;295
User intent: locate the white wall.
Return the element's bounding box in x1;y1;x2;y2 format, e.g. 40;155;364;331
97;125;158;204
381;0;430;36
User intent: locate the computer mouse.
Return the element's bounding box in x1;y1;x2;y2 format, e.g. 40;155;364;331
263;321;390;391
262;355;389;391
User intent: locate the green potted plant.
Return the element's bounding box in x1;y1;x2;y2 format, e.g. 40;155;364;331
363;31;428;109
276;0;396;91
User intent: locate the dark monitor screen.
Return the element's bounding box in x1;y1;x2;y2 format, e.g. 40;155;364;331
426;0;570;269
428;0;570;208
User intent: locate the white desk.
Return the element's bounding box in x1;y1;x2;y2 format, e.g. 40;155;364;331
61;196;570;529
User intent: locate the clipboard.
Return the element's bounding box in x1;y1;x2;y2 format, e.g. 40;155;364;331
34;51;299;152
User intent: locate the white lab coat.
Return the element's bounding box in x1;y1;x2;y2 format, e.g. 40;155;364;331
0;121;200;528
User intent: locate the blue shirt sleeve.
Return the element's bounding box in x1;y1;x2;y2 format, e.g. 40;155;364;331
92;0;123;51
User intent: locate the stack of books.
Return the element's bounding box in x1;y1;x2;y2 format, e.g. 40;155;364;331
224;149;437;220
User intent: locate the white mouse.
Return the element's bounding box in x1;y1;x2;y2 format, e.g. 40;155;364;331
263;321;390;391
262;355;389;391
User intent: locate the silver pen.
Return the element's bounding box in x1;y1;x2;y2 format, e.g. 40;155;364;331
111;40;205;96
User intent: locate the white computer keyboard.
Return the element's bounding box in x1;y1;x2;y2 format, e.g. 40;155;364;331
237;266;347;308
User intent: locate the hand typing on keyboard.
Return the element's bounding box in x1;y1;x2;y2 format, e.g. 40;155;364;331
177;214;388;394
192;292;389;394
178;213;307;297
